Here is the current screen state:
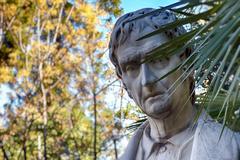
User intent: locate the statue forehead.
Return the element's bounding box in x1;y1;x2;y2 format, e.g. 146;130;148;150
116;32;169;62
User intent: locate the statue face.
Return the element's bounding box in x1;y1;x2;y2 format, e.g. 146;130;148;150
116;30;191;119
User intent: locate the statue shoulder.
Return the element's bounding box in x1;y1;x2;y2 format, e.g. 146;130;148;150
192;114;240;159
196;115;240;149
119;120;149;160
197;114;239;143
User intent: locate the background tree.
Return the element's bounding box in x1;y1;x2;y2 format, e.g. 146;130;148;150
0;0;123;159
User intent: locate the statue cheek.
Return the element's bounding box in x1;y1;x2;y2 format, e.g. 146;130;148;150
121;80;133;99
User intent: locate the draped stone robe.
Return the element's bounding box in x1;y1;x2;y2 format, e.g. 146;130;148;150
119;113;240;160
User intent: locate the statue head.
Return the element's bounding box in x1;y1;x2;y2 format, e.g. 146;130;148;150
109;8;194;119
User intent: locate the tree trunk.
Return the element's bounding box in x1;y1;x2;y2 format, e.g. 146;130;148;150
0;10;3;48
39;62;48;160
93;92;97;160
113;139;118;160
23;140;27;160
0;143;9;160
73;139;80;160
38;133;42;160
43;125;47;160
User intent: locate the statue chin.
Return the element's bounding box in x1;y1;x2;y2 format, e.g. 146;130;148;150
143;97;172;119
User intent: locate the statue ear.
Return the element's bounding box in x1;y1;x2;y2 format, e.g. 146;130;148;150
122;82;133;99
189;74;195;104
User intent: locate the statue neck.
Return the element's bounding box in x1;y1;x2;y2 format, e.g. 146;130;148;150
148;102;196;140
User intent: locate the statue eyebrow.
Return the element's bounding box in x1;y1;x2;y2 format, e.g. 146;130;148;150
120;53;142;66
119;49;156;68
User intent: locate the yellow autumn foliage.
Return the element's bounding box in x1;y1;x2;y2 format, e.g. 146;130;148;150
4;4;17;17
45;20;55;30
18;69;30;78
0;67;12;83
0;0;123;159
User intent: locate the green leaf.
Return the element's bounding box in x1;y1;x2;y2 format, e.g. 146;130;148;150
137;6;221;41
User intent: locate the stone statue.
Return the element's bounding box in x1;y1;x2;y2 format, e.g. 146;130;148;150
108;8;240;160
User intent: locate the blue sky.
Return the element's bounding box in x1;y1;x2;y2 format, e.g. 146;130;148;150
0;85;13;113
120;0;178;13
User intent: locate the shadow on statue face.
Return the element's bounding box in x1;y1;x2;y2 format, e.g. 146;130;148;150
116;30;191;119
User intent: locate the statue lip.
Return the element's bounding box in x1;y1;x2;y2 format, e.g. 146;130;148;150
144;91;165;101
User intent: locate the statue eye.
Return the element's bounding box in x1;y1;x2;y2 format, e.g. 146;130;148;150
150;58;169;68
126;65;137;71
124;64;140;77
151;59;162;63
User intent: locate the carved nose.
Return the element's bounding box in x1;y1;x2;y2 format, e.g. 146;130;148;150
141;64;157;86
